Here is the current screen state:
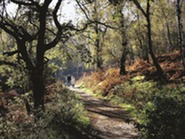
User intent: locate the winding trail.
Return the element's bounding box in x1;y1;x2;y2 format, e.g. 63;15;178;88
69;87;139;139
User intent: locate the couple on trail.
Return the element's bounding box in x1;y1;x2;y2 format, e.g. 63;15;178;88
66;75;75;87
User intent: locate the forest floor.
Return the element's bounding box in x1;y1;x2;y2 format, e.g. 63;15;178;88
69;87;139;139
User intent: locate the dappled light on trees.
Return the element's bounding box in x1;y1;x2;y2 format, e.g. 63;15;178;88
0;0;185;138
0;0;87;112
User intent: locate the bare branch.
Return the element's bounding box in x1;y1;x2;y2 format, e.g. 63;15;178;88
11;0;31;5
0;20;19;40
10;0;39;7
3;50;19;56
52;0;62;29
0;18;35;41
17;40;34;70
75;0;90;20
45;31;62;51
69;20;117;32
0;60;17;67
132;0;147;17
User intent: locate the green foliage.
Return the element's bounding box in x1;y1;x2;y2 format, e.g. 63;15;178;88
109;76;158;105
44;82;90;129
0;32;29;90
108;76;185;139
80;71;185;139
0;82;90;139
0;62;29;90
143;95;185;139
0;0;185;137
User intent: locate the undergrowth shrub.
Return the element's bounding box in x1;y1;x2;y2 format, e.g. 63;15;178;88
98;77;122;96
0;81;89;139
78;67;185;139
109;76;185;139
142;95;185;139
109;76;158;106
77;68;123;95
77;71;103;89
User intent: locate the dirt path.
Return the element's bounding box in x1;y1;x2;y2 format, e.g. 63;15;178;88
69;87;139;139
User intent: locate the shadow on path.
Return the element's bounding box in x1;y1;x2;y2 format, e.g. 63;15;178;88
69;87;139;139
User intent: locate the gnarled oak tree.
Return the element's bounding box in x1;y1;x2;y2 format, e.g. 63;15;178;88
0;0;76;112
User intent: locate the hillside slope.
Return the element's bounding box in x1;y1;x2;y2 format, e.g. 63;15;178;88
76;51;185;139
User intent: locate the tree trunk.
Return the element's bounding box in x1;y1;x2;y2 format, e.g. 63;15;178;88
161;5;173;52
146;1;164;78
147;17;164;78
93;1;103;71
176;0;183;51
30;66;45;113
133;0;164;78
166;23;173;52
17;40;45;113
96;38;103;70
176;0;185;73
95;23;103;70
119;6;127;75
136;30;149;62
120;47;127;75
182;42;185;74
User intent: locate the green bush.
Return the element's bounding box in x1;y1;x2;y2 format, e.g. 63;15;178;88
109;76;158;107
107;76;185;139
0;82;89;139
141;95;185;139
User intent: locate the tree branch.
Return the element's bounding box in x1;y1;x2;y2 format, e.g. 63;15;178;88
0;16;35;41
75;0;90;20
11;0;40;8
132;0;147;17
36;0;52;63
0;60;17;67
52;0;62;30
0;21;19;40
3;50;19;56
17;40;34;70
45;31;62;51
